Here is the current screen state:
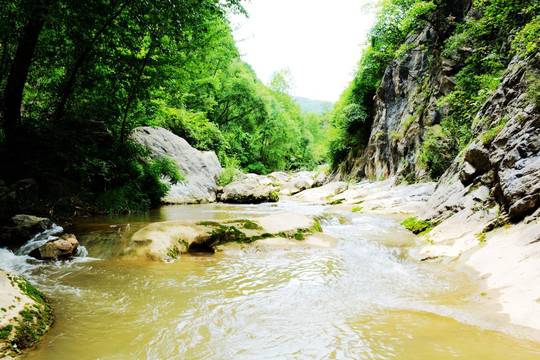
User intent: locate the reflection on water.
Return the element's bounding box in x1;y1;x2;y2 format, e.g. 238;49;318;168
1;201;539;359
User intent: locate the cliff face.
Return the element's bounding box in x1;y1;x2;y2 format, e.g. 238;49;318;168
344;0;539;220
423;54;540;222
344;0;473;181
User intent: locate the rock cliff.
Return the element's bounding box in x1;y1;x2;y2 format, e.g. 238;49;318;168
342;0;473;181
341;0;539;222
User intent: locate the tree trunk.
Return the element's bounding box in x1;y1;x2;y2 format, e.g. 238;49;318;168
54;1;129;122
2;0;50;143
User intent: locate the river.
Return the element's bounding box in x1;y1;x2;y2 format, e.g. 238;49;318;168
2;200;540;359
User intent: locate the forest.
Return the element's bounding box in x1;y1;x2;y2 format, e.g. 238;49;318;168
0;0;331;216
1;0;539;216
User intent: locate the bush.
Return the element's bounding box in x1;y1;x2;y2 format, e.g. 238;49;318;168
218;155;241;186
97;157;184;213
418;126;452;180
158;107;224;152
246;162;267;175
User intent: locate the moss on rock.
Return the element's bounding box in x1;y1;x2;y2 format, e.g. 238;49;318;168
401;216;435;235
1;272;53;358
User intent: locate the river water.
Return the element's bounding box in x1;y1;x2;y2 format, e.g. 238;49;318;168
2;200;540;359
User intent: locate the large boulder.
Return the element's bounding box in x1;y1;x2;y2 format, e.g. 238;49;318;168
219;179;278;204
0;215;52;248
130;126;222;204
126;212;331;260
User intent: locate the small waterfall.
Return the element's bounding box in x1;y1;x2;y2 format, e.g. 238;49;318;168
0;223;93;277
15;223;64;256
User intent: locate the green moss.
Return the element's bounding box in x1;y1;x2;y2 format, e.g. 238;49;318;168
197;221;222;227
480;118;507;144
400;115;416;135
269;191;279;203
372;132;387;141
328;198;344;205
166;245;181;259
401;217;435;235
0;325;13;340
209;226;248;246
249;233;275;242
526;71;540;108
311;219;323;233
390;130;402;141
236;219;262;230
476;233;487;243
178;239;189;248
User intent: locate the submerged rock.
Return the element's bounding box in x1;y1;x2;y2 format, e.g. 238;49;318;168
0;270;53;358
131;126;222;204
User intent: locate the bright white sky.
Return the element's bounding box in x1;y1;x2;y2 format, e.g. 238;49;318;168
230;0;377;103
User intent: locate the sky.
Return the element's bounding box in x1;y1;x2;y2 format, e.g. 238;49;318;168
229;0;377;103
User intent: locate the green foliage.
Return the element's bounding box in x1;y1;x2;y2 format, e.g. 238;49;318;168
513;15;540;57
157;108;224;152
269;191;279;203
527;72;540;108
401;216;435;234
418;125;451;180
239;220;262;230
329;0;431;167
400;1;437;36
312;219;323;233
0;0;333;217
329;0;539;181
480;118;507;144
0;325;13;340
218;155;241;187
435;0;539;161
97;157;184;214
328;198;344;205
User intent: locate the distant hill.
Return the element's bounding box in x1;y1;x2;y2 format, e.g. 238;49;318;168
293;96;334;115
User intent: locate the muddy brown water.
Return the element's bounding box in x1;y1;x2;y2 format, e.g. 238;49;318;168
2;200;540;359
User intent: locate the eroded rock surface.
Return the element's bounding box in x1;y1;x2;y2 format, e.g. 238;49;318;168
126;212;330;261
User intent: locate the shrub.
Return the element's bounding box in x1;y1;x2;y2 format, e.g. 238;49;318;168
218;155;241;187
97;157;184;213
418;126;452;180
